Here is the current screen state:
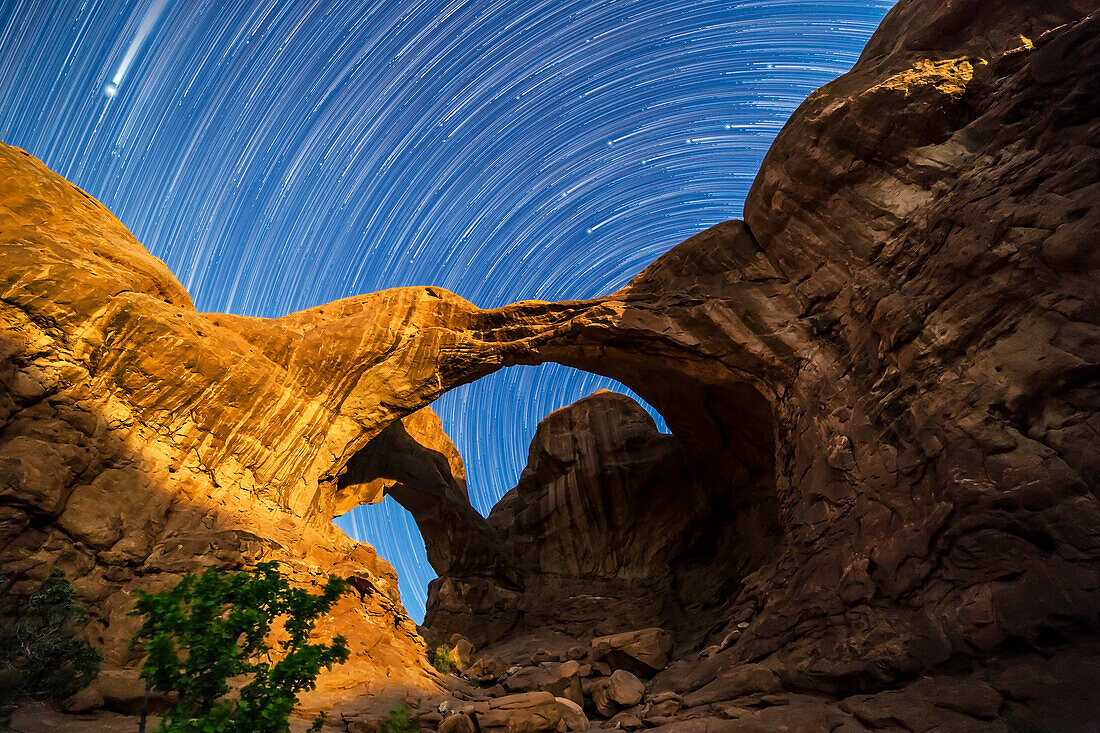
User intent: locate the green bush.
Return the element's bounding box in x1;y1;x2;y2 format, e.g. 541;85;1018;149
378;703;417;733
0;569;102;726
131;561;350;733
431;646;455;674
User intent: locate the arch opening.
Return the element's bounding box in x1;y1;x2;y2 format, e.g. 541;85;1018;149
334;499;433;623
432;363;669;516
332;360;780;650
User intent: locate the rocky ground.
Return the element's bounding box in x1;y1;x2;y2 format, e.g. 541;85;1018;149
2;0;1098;730
364;630;1100;732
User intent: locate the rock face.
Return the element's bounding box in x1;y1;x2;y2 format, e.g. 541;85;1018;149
1;0;1098;729
0;143;440;713
335;407;511;581
731;0;1100;688
422;392;759;648
412;1;1100;713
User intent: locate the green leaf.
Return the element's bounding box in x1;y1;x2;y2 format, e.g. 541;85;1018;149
0;569;102;724
130;564;349;733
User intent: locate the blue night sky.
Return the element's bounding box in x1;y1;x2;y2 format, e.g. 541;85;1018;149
2;0;894;621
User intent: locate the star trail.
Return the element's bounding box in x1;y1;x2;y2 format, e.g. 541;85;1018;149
2;0;895;621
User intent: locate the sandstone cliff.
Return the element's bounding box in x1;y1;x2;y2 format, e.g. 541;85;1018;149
2;0;1099;729
0;143;443;714
383;0;1100;725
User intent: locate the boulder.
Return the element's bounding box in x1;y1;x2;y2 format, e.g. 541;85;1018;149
681;664;781;708
439;714;476;733
587;679;618;718
547;661;586;705
467;655;507;683
607;670;645;707
502;661;583;696
450;635;475;673
63;684;105;714
586;672;644;717
555;697;590;732
93;669;150;714
644;698;682;720
476;692;588;733
591;629;673;676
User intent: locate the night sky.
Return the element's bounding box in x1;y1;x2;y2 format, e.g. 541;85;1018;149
3;0;895;621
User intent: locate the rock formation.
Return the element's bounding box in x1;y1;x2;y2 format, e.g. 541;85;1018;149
2;0;1099;729
418;391;757;652
0;142;441;715
387;0;1100;726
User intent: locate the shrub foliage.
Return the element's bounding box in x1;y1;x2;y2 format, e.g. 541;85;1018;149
131;561;350;732
0;569;102;726
379;703;417;733
431;646;455;674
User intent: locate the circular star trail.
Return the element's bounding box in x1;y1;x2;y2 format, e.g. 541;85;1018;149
2;0;895;621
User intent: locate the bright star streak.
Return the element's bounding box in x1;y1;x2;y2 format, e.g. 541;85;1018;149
104;0;169;98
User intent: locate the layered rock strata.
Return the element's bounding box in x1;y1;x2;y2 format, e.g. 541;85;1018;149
398;4;1100;716
0;0;1098;729
0;143;439;713
391;0;1100;726
418;391;758;651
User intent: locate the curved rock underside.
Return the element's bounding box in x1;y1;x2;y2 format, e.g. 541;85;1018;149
2;0;1099;729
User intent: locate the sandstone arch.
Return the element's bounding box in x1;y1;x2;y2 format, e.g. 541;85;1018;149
2;0;1098;724
316;225;796;645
